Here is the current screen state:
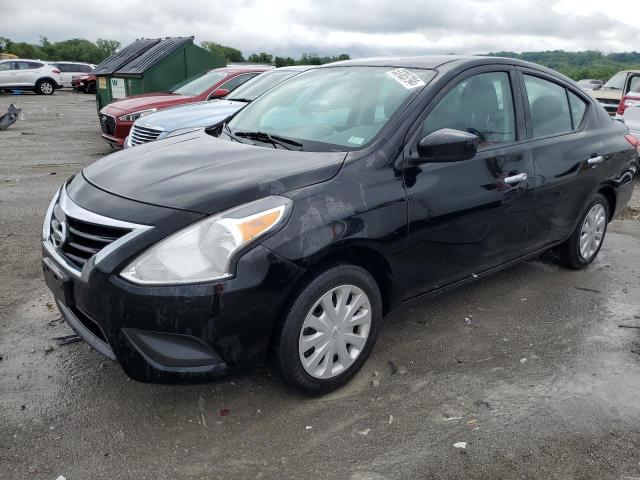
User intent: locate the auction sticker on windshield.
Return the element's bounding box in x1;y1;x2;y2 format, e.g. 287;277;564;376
386;68;426;89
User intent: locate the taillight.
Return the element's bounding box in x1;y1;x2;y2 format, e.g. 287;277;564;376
617;95;640;116
625;134;639;149
52;69;60;74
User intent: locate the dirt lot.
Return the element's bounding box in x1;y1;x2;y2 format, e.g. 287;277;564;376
1;90;640;480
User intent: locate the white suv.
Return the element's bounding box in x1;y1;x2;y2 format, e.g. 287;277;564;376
0;59;63;95
50;61;95;88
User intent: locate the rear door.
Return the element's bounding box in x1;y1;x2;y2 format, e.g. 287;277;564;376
518;69;605;250
401;66;535;298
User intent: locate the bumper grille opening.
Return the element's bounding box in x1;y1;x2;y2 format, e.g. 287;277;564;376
100;114;116;135
51;205;130;270
71;306;108;344
130;124;162;146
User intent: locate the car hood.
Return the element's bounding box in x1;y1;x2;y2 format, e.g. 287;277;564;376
103;93;189;113
83;130;346;215
136;100;245;131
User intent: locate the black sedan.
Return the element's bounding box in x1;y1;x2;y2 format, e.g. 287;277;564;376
42;56;639;394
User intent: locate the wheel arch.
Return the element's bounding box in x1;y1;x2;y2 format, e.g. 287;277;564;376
267;242;397;356
597;184;616;221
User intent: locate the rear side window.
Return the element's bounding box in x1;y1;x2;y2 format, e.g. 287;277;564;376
524;74;572;138
80;64;93;73
28;62;44;69
629;75;640;93
421;71;516;148
568;91;587;128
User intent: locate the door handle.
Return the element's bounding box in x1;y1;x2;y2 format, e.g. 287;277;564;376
504;172;527;184
588;155;604;165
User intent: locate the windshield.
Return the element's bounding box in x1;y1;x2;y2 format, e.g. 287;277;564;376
603;72;627;90
227;70;302;102
226;66;436;151
172;71;228;96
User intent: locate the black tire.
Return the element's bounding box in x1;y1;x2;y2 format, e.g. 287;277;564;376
557;193;609;269
35;79;55;95
276;264;382;395
86;81;96;94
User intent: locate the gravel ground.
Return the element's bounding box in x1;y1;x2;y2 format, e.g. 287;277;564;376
1;91;640;480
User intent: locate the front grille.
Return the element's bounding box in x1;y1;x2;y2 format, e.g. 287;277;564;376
100;114;116;135
50;203;130;270
130;124;162;146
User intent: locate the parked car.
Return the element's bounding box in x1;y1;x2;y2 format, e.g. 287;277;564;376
125;65;312;148
42;56;638;394
590;70;640;115
72;73;96;93
98;66;271;147
50;61;95;88
622;102;640;142
0;58;62;95
577;79;603;91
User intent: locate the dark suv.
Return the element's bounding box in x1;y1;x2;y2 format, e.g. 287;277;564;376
42;56;638;395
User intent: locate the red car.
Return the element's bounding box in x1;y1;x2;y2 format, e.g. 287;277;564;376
72;73;96;93
98;66;271;147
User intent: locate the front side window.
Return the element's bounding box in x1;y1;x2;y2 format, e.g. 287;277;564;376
171;70;228;96
0;62;14;71
421;71;516;148
524;74;572;138
226;66;436;151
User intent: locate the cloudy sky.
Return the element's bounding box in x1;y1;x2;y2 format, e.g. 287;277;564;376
4;0;640;57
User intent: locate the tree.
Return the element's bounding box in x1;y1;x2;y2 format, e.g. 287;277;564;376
202;41;244;63
247;52;273;64
96;39;120;58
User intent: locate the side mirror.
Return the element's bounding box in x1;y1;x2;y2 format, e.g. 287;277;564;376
210;88;230;99
414;128;479;163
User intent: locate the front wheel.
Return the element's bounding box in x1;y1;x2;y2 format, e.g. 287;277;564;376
276;264;382;395
557;193;609;269
35;79;55;95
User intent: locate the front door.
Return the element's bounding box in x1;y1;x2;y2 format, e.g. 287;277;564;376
401;68;534;299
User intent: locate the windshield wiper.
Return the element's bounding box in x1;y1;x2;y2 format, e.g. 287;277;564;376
228;97;252;103
234;131;304;150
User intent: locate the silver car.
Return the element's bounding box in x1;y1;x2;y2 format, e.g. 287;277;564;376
125;65;313;148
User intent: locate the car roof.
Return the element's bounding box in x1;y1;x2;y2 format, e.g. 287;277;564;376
0;58;47;62
218;66;274;74
321;55;578;85
272;65;315;72
51;61;94;65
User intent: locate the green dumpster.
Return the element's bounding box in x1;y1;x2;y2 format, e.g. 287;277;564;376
93;37;224;112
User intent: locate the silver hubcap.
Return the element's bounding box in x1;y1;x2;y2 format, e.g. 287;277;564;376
298;284;372;379
579;203;606;260
41;82;53;94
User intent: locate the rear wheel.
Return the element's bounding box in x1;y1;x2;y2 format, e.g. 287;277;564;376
557;193;609;269
86;81;96;94
276;264;382;395
35;79;55;95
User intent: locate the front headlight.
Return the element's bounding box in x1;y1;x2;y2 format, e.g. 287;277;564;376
120;196;292;285
118;108;157;122
165;127;202;138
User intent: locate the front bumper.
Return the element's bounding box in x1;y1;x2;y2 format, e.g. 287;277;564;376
41;183;304;383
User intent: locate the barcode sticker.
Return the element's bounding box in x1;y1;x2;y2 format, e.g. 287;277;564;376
386;68;426;89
